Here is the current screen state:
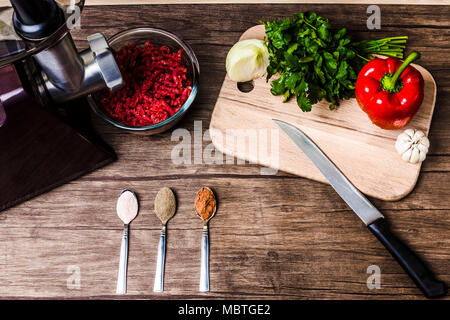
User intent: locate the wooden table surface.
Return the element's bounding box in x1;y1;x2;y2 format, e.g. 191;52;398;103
0;3;449;299
0;1;448;6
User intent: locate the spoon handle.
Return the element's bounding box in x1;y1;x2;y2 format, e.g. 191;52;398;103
153;225;166;292
200;224;210;292
116;224;129;294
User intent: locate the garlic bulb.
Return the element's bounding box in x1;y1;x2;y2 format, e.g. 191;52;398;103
395;129;430;164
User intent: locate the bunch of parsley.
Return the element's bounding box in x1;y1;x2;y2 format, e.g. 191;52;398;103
263;12;407;111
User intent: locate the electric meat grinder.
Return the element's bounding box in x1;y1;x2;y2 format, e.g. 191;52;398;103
0;0;123;211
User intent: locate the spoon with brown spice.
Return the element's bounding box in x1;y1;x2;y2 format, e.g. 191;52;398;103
195;187;217;292
116;189;139;294
153;187;177;292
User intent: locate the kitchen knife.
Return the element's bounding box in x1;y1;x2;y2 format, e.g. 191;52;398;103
273;119;446;298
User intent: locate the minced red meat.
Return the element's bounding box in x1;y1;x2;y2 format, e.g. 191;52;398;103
98;41;192;127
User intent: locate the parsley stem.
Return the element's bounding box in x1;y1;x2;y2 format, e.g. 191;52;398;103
356;35;408;60
303;20;317;30
356;53;370;62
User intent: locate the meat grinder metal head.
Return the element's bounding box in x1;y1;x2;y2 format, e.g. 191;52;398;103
10;0;123;103
0;1;119;212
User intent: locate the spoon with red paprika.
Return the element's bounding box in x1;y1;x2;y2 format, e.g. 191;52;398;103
355;51;424;130
195;187;217;292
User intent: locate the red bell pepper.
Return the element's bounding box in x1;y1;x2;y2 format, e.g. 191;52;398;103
355;51;424;130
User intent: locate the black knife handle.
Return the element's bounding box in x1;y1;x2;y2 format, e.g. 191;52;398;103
368;218;446;298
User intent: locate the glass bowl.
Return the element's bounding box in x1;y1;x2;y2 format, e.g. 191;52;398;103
88;27;200;135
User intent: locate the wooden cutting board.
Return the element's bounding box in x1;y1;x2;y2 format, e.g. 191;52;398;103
210;25;437;201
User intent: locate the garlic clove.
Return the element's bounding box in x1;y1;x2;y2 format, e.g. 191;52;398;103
396;136;410;145
410;148;420;164
397;135;412;145
419;150;427;162
413;130;425;141
396;141;412;154
404;128;415;138
401;147;413;162
417;143;428;154
420;136;430;148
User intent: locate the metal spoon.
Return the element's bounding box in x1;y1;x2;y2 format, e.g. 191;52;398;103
153;187;177;292
116;189;139;294
195;187;217;292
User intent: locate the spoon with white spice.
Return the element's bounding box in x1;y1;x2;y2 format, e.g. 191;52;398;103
116;189;139;294
153;187;177;292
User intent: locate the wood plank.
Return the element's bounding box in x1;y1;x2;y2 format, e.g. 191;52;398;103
1;1;449;8
0;3;448;299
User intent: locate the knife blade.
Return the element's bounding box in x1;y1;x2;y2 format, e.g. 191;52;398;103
274;119;446;298
273;119;383;225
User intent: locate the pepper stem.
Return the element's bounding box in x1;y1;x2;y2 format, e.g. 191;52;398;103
381;51;421;92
